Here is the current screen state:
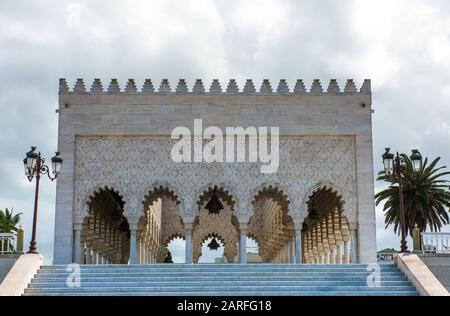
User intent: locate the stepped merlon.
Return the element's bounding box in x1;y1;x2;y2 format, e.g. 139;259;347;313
59;78;371;94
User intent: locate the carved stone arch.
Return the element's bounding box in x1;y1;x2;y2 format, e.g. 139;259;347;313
200;233;227;246
192;186;239;263
88;185;126;204
196;185;237;212
139;184;185;263
194;231;237;263
247;233;261;248
141;182;183;206
79;184;130;264
76;183;128;223
251;183;291;204
302;182;348;218
251;183;292;223
142;184;181;209
248;184;295;262
162;233;185;248
193;182;239;215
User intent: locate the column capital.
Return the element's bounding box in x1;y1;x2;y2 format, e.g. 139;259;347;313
128;221;139;231
182;215;196;226
293;220;303;232
74;223;83;231
236;214;250;229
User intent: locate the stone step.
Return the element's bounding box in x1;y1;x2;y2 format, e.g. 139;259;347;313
23;290;419;296
28;280;413;288
38;267;401;272
33;272;406;278
24;285;417;293
39;265;399;271
30;276;408;284
25;264;418;296
40;263;396;269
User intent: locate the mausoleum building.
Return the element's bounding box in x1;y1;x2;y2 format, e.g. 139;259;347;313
53;78;377;265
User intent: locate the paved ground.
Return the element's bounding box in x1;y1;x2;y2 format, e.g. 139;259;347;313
0;254;21;284
419;254;450;292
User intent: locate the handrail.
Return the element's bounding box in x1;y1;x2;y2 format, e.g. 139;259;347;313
0;233;17;254
421;232;450;253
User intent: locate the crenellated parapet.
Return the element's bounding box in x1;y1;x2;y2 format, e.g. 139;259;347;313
59;78;371;94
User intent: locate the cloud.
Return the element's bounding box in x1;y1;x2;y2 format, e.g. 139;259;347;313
1;0;450;262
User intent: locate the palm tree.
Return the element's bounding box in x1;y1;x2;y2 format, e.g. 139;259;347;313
164;250;174;263
0;208;22;233
375;154;450;238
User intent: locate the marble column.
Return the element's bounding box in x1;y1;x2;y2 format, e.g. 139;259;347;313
91;250;96;264
85;246;91;264
295;229;302;264
185;224;193;264
239;227;247;264
142;245;146;264
350;228;358;263
129;227;138;264
137;240;141;264
325;251;330;264
73;224;82;264
289;237;295;264
336;244;342;264
284;244;289;263
330;248;336;264
343;240;349;264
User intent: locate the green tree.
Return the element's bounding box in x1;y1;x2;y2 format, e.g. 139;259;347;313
0;208;22;233
375;154;450;236
164;250;174;263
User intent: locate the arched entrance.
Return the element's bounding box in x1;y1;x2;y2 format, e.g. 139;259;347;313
138;186;185;263
167;236;185;263
198;234;226;263
302;187;350;264
248;186;295;263
192;186;239;263
81;187;130;264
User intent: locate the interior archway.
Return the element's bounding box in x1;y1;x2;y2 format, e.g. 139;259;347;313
138;186;185;263
302;187;350;264
198;234;226;263
166;236;185;263
81;187;130;264
192;186;239;263
248;186;295;263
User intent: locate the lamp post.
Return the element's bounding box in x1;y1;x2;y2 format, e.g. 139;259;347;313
381;148;422;253
23;147;63;254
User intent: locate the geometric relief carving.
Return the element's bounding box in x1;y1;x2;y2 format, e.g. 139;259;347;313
74;136;356;223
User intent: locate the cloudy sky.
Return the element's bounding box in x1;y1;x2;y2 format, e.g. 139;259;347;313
1;0;450;263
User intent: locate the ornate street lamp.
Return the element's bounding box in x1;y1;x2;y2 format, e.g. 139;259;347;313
23;146;63;253
381;148;422;253
410;149;423;172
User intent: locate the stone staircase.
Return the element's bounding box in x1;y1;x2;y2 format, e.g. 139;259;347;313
24;264;418;296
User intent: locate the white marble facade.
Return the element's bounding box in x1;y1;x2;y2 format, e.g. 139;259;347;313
53;78;377;264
